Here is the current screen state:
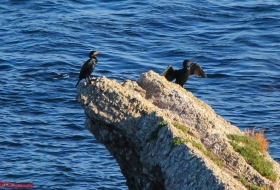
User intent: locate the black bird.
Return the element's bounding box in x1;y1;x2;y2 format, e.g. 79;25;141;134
75;51;100;87
162;60;207;87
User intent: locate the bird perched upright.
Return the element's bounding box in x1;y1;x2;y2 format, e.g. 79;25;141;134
75;51;100;87
162;60;207;87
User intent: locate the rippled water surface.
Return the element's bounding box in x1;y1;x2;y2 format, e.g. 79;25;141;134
1;1;279;189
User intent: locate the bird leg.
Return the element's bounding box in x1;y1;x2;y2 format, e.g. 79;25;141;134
87;76;91;84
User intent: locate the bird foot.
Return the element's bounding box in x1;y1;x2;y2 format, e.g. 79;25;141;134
90;77;97;82
86;77;97;85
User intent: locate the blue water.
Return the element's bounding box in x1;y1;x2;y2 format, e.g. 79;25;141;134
0;1;279;189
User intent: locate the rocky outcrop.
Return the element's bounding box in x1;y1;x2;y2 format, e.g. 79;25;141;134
76;71;280;190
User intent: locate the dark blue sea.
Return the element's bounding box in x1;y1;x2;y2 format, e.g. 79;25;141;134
0;1;279;189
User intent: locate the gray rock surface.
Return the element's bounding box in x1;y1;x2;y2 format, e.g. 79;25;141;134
76;71;280;190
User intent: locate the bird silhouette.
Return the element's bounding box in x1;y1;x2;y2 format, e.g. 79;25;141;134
75;51;99;87
162;60;206;87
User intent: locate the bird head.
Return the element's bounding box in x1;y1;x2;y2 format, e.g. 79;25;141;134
89;51;100;58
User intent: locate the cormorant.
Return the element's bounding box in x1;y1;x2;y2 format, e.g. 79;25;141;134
162;60;207;87
75;51;100;87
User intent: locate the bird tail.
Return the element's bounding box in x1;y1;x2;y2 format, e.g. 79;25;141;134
75;79;81;87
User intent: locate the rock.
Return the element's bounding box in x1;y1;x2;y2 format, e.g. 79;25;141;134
76;71;280;190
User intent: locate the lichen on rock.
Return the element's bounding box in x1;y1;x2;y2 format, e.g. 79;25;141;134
76;71;280;190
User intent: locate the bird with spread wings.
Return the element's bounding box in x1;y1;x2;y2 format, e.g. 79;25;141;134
162;60;207;87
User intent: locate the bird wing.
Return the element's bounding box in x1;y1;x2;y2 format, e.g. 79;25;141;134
162;65;176;81
81;59;93;71
78;59;92;79
192;63;207;78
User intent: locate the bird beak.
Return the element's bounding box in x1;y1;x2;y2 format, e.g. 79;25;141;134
94;51;100;55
